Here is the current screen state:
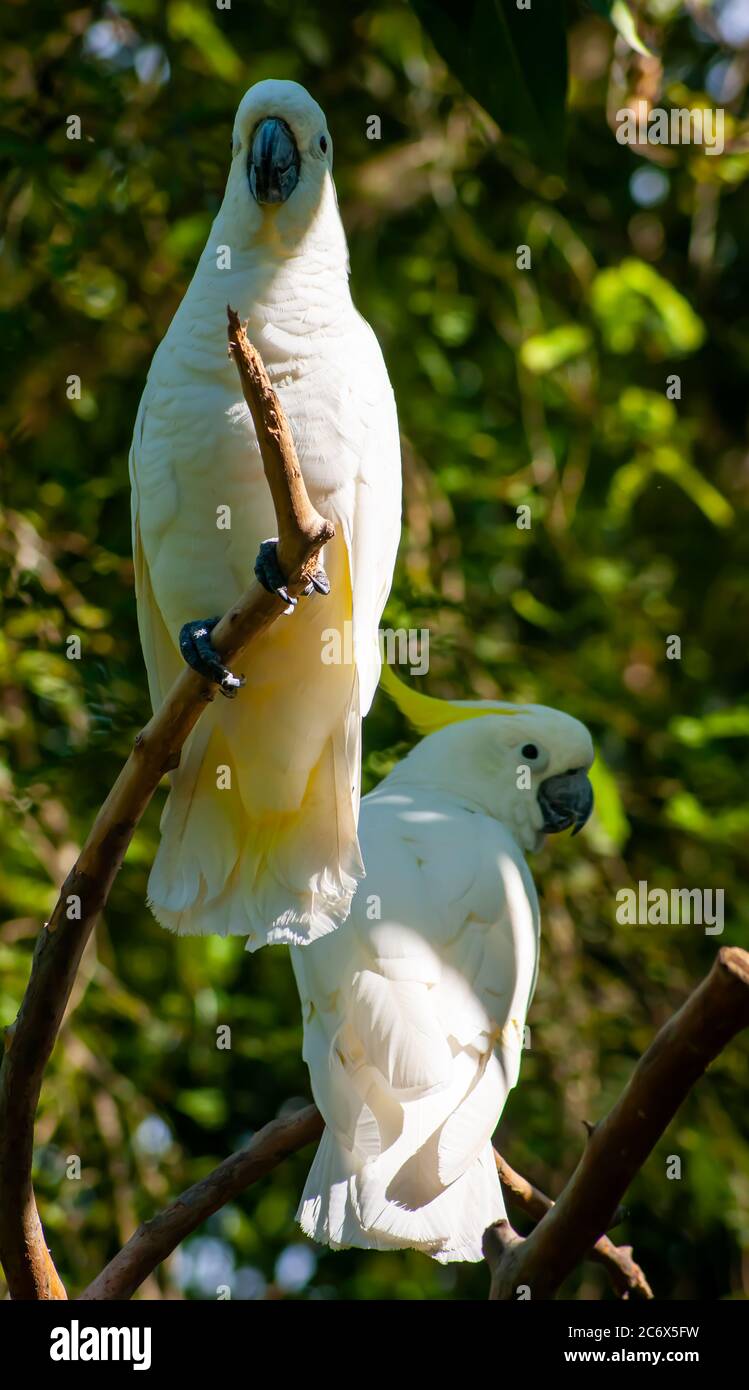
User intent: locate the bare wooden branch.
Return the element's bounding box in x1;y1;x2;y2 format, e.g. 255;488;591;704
0;310;334;1301
485;946;749;1300
78;1106;324;1301
70;1088;649;1302
493;1152;652;1299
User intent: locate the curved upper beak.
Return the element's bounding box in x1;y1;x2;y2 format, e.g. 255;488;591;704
538;768;594;837
248;117;300;205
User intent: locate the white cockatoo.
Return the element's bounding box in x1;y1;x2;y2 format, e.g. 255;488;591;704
290;669;594;1262
129;80;401;950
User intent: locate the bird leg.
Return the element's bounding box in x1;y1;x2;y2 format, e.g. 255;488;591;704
254;537;330;610
179;537;330;697
178;618;246;699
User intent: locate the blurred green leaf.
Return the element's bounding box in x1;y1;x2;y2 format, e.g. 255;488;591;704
591;259;705;356
670;709;749;746
168;1;243;80
590;0;654;58
588;755;630;851
175;1088;228;1129
652;446;734;528
520;323;591;374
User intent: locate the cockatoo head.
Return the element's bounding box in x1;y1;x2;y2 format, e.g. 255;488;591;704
381;667;595;853
221;80;337;248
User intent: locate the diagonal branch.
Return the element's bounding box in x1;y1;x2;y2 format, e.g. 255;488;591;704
78;1106;325;1301
75;1097;651;1301
493;1152;652;1299
0;309;334;1301
484;946;749;1299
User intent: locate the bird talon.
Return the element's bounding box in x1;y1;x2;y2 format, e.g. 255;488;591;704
179;618;246;697
254;538;292;606
254;538;328;609
308;565;330;596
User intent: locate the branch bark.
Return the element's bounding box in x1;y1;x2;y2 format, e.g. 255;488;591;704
493;1152;652;1300
74;1096;650;1301
78;1106;325;1301
484;946;749;1299
0;309;334;1300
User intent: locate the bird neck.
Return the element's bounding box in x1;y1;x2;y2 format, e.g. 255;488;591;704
384;723;543;855
177;174;352;360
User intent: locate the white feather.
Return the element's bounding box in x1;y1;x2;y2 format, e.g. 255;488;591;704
130;80;401;950
291;702;594;1262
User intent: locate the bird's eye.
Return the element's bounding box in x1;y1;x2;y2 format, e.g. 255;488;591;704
319;135;328;153
521;743;539;760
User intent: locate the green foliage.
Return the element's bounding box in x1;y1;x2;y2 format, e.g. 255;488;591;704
1;0;748;1302
410;0;568;169
590;0;653;58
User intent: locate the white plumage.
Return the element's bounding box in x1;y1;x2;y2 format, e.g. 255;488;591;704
291;680;594;1262
129;81;401;950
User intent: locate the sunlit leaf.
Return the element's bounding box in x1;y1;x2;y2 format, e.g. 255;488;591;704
652;446;733;528
591;259;705;356
670;709;749;746
520;324;591;374
590;0;654;58
168;1;243;81
589;756;629;850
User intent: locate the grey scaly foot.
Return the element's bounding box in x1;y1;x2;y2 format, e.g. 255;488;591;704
178;618;246;698
254;537;330;612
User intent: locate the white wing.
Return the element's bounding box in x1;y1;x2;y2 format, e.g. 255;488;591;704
291;788;539;1260
129;239;400;946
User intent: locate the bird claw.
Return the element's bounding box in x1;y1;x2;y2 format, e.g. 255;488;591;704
179;618;246;699
254;538;296;612
304;565;331;596
254;538;330;612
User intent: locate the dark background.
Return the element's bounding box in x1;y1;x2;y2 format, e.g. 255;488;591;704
1;0;748;1300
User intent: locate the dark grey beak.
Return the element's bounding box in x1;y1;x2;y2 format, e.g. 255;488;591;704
538;768;594;837
248;117;300;205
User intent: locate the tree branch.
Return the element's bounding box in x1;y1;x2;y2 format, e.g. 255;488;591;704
484;946;749;1299
493;1152;652;1300
73;1097;651;1301
0;309;334;1300
78;1106;325;1301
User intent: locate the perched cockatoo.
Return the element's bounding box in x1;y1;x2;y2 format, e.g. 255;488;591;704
290;669;594;1262
129;80;401;949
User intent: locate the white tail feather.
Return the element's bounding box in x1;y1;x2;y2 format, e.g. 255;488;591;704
297;1129;505;1264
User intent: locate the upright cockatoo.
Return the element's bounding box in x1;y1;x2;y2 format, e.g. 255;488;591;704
129;80;401;949
290;670;594;1262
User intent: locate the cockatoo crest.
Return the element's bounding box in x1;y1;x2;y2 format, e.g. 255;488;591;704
380;661;518;734
380;665;594;851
